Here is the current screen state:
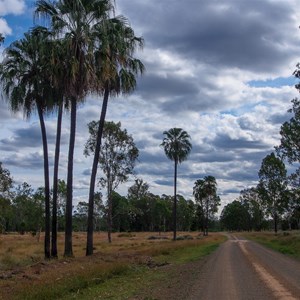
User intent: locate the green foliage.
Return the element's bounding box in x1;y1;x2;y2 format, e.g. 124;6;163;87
85;121;139;191
0;162;13;195
276;98;300;165
239;187;265;231
220;200;249;231
258;152;289;233
193;176;220;235
161;128;192;164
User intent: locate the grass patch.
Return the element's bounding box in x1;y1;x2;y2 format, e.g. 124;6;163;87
237;231;300;260
16;262;130;300
155;238;224;265
0;232;226;299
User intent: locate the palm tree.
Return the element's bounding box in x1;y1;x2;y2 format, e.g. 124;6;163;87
193;176;218;236
0;27;54;258
49;39;67;258
161;128;192;240
86;14;145;255
35;0;115;257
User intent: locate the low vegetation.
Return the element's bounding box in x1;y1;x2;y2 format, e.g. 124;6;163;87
0;232;226;299
236;230;300;259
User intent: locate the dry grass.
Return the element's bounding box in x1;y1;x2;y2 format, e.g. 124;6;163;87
0;231;225;299
0;231;215;269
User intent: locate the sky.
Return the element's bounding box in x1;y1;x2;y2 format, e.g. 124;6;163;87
1;0;300;212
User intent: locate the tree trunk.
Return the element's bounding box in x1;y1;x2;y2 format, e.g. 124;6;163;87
107;178;113;243
64;98;77;257
51;101;63;258
205;197;209;236
274;213;278;234
86;88;110;256
37;103;50;259
173;160;177;241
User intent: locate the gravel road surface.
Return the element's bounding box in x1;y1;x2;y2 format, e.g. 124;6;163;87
189;234;300;299
135;234;300;299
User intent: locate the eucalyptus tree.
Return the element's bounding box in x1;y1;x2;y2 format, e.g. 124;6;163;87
258;152;289;233
84;120;139;243
0;27;54;258
161;128;192;240
239;187;265;231
193;176;219;236
276;98;300;167
0;162;13;195
86;14;144;255
35;0;115;257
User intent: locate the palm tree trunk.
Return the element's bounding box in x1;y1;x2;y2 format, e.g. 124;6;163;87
107;177;113;243
173;160;177;241
64;98;77;257
37;103;50;259
51;101;63;258
86;88;110;256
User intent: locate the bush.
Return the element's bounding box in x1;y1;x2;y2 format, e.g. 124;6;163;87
176;235;193;241
117;233;136;238
147;236;169;240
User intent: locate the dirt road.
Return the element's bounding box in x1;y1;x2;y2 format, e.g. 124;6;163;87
138;234;300;299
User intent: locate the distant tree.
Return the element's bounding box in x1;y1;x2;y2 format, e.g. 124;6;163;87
93;192;105;231
84;121;139;243
0;34;4;45
161;128;192;240
0;162;13;195
56;179;67;231
193;176;220;235
11;183;44;234
111;192;131;232
284;170;300;229
0;197;13;233
239;187;265;231
128;178;149;201
258;152;289;233
220;200;249;231
177;195;195;231
74;201;89;231
0;164;13;233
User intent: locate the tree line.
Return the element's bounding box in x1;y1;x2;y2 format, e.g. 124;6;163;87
0;162;220;236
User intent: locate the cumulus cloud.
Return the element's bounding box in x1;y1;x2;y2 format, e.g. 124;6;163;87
0;0;26;16
0;18;11;35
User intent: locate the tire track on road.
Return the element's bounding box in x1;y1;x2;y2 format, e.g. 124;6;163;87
236;236;298;300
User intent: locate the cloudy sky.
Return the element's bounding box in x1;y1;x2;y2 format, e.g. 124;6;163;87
1;0;300;211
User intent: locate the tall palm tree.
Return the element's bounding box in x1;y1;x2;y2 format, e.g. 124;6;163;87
161;128;192;240
0;27;54;258
35;0;114;257
44;39;68;258
86;14;145;255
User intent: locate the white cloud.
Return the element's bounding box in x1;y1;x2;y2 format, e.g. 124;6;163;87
0;0;26;16
0;17;11;35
